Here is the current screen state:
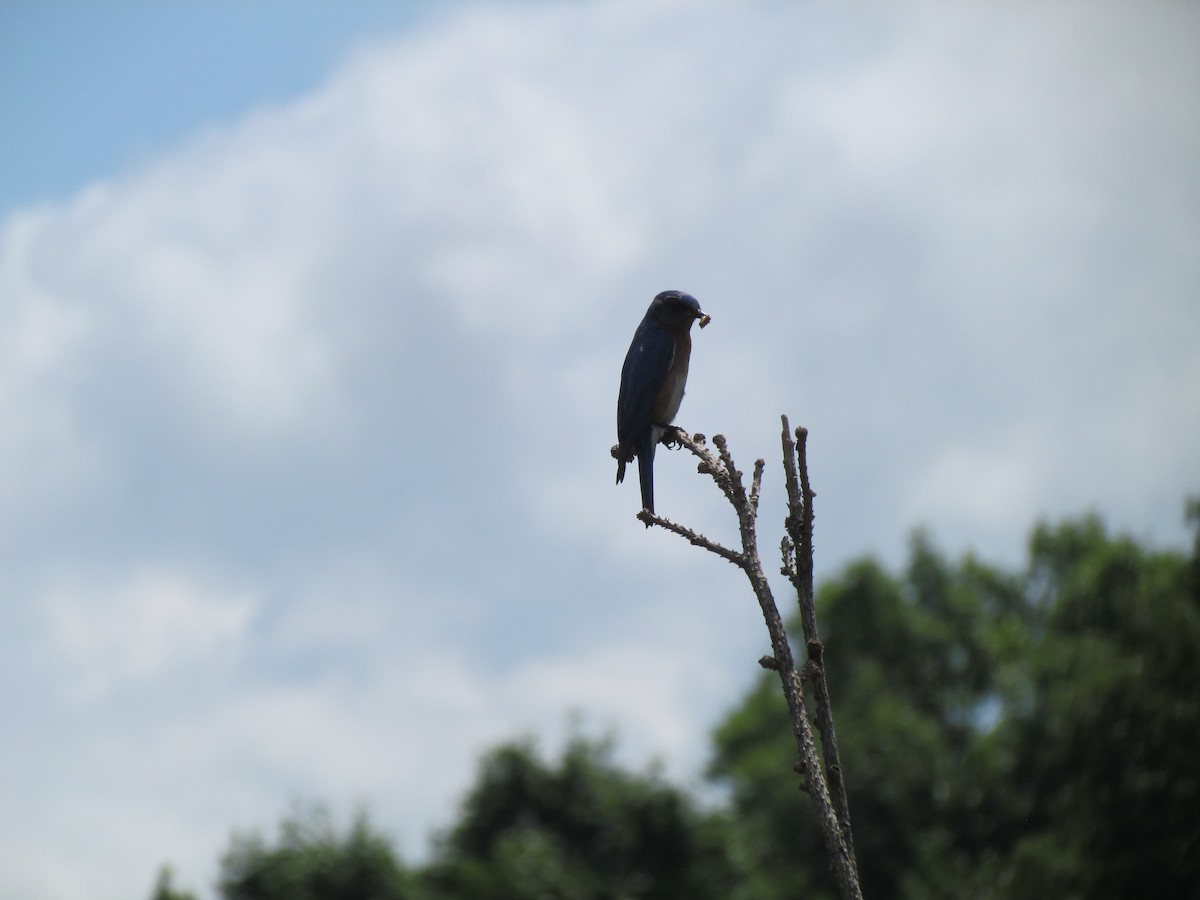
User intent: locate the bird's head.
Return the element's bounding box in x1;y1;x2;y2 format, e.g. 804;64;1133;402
649;290;711;330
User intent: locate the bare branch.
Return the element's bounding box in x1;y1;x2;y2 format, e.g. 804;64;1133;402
637;510;745;567
749;458;766;516
638;420;863;900
713;435;747;510
781;415;857;872
661;427;737;503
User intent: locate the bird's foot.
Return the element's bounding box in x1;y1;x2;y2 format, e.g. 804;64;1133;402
660;426;687;450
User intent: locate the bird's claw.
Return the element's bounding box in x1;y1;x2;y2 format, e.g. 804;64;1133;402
660;426;686;450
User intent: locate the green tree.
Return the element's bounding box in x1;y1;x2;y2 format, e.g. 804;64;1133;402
149;865;197;900
711;534;1031;899
1006;512;1200;899
218;802;417;900
709;509;1200;899
421;732;739;899
164;503;1199;900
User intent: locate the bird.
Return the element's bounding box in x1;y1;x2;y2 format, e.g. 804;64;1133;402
616;289;710;516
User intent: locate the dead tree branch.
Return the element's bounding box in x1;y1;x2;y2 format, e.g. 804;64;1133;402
780;417;857;867
638;420;863;900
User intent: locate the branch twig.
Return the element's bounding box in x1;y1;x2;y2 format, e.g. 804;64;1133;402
781;416;857;871
641;420;863;900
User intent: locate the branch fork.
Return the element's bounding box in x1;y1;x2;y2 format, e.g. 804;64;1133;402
638;416;862;900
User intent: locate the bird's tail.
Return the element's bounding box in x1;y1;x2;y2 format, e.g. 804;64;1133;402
637;439;656;516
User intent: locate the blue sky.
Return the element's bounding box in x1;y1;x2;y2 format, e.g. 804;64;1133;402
1;2;1198;899
0;2;433;211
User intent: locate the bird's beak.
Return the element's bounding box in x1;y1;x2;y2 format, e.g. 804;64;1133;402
697;311;712;329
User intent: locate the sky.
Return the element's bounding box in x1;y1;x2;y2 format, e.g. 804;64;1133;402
1;1;1198;898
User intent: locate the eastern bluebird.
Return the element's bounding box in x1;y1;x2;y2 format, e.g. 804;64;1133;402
616;290;710;516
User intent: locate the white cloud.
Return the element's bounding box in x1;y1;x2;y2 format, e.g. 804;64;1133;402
0;1;1197;898
905;427;1045;538
41;569;256;700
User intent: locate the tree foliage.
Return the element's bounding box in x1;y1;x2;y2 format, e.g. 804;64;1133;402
1010;514;1200;898
149;865;198;900
421;733;739;900
217;802;416;900
710;508;1200;899
158;506;1199;900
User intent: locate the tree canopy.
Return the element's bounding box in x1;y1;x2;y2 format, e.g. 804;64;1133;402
710;508;1200;899
421;733;739;899
153;505;1200;900
217;801;416;900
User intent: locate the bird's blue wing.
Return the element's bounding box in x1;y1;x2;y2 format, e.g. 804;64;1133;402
617;320;674;457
